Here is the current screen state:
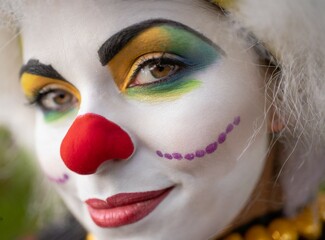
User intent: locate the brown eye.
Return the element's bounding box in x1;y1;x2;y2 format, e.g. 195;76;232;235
55;91;72;105
149;63;178;79
38;87;78;112
129;53;184;87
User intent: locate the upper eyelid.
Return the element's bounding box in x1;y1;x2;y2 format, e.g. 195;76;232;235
133;53;187;69
19;59;81;100
20;72;81;102
98;18;226;66
106;22;225;92
130;54;188;77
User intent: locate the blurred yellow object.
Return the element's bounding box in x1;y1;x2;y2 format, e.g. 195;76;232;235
245;225;272;240
221;192;325;240
268;218;298;240
224;233;244;240
292;207;322;240
318;194;325;222
86;233;96;240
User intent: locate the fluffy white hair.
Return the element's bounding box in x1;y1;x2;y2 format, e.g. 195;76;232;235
0;0;34;150
224;0;325;214
0;0;325;216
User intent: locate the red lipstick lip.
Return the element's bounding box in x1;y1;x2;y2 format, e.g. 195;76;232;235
85;187;173;228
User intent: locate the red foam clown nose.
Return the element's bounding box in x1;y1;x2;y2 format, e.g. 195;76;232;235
60;113;134;175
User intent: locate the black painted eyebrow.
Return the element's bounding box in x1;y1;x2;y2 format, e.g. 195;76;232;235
20;59;65;80
98;18;223;66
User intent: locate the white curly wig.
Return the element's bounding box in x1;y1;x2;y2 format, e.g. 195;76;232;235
210;0;325;215
0;0;325;216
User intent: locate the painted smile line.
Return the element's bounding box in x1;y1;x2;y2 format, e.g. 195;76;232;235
85;187;174;228
48;173;69;184
156;116;241;161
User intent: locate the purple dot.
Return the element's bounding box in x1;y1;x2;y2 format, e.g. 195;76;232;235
218;133;227;144
156;151;163;157
226;124;234;133
57;178;64;184
233;116;241;126
172;153;183;160
63;174;69;180
206;142;218;154
164;153;173;160
195;150;205;158
185;153;195;161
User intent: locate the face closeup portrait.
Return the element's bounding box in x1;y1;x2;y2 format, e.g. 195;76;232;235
3;0;324;239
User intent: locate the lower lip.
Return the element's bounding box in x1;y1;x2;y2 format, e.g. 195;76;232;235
86;188;173;228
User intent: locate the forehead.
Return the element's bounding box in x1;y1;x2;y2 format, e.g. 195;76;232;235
21;0;222;57
21;0;229;86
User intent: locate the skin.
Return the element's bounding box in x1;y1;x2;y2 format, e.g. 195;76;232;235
20;0;273;239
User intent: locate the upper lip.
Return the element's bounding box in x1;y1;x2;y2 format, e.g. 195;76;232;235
86;186;174;209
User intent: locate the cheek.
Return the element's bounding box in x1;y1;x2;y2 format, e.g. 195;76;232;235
131;64;266;174
35;114;73;184
205;142;268;232
155;116;240;161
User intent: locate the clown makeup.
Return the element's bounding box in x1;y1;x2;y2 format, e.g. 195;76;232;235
20;60;80;122
157;116;241;161
48;173;70;184
99;19;224;102
21;1;271;239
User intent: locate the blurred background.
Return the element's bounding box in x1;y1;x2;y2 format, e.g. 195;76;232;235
0;126;38;239
0;28;63;240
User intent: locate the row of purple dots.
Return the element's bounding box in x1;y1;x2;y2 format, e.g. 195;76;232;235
48;173;69;184
156;116;241;161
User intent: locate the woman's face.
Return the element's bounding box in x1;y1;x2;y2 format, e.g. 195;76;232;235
21;0;269;239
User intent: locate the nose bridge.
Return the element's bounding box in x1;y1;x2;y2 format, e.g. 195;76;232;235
77;82;126;123
60;113;134;175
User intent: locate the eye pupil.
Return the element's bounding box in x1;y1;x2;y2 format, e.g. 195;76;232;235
54;91;71;104
128;53;184;88
157;65;165;72
149;63;175;79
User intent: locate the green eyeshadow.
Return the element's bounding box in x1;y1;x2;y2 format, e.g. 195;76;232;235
124;24;222;101
126;78;202;101
44;108;77;123
160;25;220;67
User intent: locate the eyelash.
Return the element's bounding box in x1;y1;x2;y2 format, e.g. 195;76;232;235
29;88;54;106
28;85;77;113
127;53;191;87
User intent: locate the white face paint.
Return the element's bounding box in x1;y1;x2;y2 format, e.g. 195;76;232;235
21;0;270;239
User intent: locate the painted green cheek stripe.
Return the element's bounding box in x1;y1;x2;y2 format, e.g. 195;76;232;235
44;109;78;123
125;79;202;102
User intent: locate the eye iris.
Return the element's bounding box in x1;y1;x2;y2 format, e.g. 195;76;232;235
54;91;71;105
40;89;74;111
149;63;176;79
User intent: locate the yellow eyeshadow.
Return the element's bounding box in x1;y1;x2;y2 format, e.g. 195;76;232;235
20;73;81;102
108;27;170;91
211;0;235;9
